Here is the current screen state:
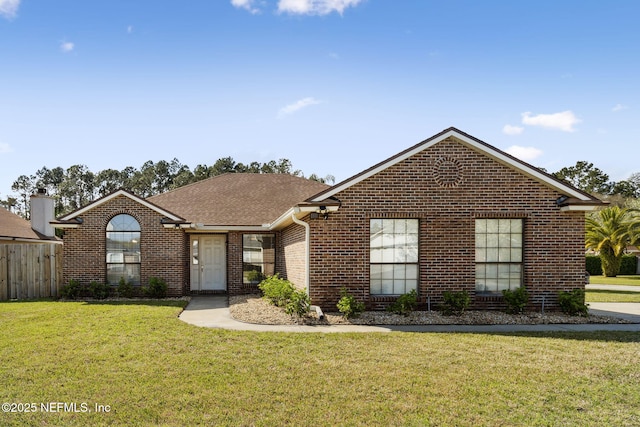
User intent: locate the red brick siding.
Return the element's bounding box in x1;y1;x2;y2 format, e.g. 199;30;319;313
62;195;187;296
307;137;586;311
280;222;307;290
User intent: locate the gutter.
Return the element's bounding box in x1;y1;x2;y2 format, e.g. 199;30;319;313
290;209;324;320
291;209;310;295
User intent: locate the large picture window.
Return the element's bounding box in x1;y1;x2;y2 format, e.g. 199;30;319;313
106;214;141;285
370;219;419;295
243;234;275;284
475;218;523;293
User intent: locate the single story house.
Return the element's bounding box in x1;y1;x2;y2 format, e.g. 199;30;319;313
53;127;604;310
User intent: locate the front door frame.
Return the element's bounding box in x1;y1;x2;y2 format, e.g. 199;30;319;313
190;234;227;291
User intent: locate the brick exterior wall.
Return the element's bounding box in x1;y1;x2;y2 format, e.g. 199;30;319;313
61;195;188;296
306;137;587;312
280;223;307;290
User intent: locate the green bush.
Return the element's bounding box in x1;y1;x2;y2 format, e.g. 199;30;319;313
387;289;418;316
585;255;602;276
586;254;637;276
117;277;135;298
60;279;82;300
441;290;470;316
336;288;366;319
258;274;294;307
144;277;167;298
284;289;311;317
502;287;528;314
558;289;589;316
89;281;111;300
620;254;638;275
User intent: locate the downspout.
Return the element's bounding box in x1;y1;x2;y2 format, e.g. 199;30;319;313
291;210;310;296
291;209;324;319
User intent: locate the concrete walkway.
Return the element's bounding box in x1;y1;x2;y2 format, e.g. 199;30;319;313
179;295;640;333
586;284;640;292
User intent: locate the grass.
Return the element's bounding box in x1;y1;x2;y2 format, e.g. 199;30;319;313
588;275;640;286
1;300;639;426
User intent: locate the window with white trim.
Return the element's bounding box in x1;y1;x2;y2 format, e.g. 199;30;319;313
106;214;141;285
370;219;419;295
243;234;275;284
475;218;523;293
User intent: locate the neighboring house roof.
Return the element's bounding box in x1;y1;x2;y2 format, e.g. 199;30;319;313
307;127;606;210
148;173;330;227
0;207;57;242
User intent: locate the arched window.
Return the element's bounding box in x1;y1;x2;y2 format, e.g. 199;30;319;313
106;214;141;285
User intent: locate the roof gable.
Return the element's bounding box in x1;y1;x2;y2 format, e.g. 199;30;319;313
308;127;603;205
57;189;185;222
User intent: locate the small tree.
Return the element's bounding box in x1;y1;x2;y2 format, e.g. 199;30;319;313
585;206;640;277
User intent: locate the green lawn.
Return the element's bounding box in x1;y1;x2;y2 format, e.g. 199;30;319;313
586;290;640;303
589;275;640;286
1;301;639;426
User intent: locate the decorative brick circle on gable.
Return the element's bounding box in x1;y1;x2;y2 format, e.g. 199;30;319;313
433;157;463;188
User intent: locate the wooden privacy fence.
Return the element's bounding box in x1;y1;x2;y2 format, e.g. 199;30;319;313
0;243;63;301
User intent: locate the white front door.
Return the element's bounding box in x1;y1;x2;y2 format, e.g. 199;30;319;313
190;235;226;291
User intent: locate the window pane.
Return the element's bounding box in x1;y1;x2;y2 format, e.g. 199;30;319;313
369;219;419;295
243;234;276;284
510;219;522;233
487;220;499;233
475;219;486;233
406;265;418;280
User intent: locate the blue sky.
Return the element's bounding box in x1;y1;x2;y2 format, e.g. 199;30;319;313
1;0;639;199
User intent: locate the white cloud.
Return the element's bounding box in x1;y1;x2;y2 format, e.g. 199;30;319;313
502;125;524;136
521;110;581;132
231;0;262;14
0;0;20;19
0;142;13;153
505;145;543;162
612;103;628;112
60;41;75;53
278;97;322;118
127;25;134;34
277;0;364;16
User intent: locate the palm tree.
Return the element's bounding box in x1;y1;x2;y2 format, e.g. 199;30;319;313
585;206;640;276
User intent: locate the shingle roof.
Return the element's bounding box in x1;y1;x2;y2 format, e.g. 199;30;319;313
148;174;330;226
0;207;50;241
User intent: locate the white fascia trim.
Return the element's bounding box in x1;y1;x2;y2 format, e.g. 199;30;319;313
269;205;340;230
559;205;600;212
58;189;184;222
51;223;80;229
188;225;271;232
310;129;591;202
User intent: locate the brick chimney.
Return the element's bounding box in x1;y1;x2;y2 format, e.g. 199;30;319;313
30;189;56;238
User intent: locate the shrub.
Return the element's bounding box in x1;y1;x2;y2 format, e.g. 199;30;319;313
502;287;528;314
558;289;589;316
89;281;110;300
387;289;418;316
620;254;638;275
145;277;167;298
258;274;294;307
585;255;602;276
117;277;135;298
60;279;82;300
441;290;470;316
336;288;366;319
284;289;311;317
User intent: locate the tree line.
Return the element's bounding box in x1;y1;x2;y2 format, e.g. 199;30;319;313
2;157;334;218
